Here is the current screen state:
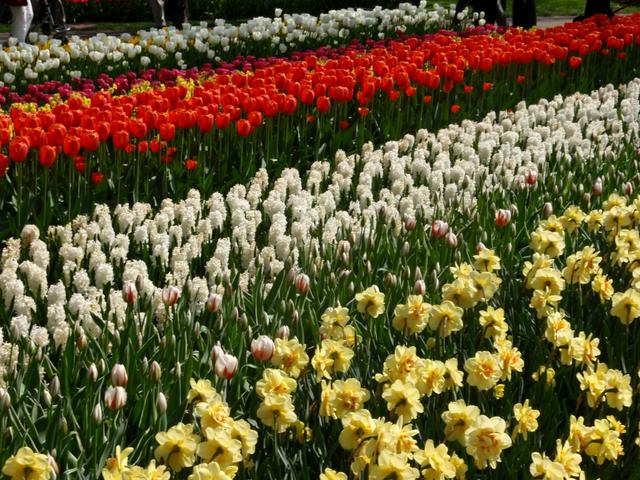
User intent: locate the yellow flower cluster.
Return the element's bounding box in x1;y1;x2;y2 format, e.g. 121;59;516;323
96;378;259;480
254;338;310;434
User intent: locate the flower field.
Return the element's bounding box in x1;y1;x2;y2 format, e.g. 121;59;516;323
2;4;640;480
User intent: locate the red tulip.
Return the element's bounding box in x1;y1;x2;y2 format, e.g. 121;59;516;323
316;96;330;113
130;120;147;139
569;56;582;69
159;123;176;142
236;119;252;137
74;156;85;173
81;131;100;152
91;171;104;185
451;104;461;114
95;122;110;142
197;114;214;133
46;124;66;147
112;130;130;150
247;111;263;128
9;137;29;163
215;113;231;129
39;145;56;168
185;159;198;170
63;135;81;157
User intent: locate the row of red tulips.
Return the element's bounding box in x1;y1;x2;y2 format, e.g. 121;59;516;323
0;14;639;236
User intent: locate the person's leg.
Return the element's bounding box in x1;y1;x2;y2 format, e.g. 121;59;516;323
512;0;536;28
165;0;187;27
24;0;34;33
10;1;34;42
51;0;66;27
149;0;166;28
583;0;612;18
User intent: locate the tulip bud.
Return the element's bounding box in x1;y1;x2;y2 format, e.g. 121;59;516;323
348;282;355;296
206;293;223;313
278;300;287;315
50;376;60;398
58;416;68;434
431;270;440;291
0;388;11;411
364;260;372;275
175;361;182;378
161;286;180;307
542;202;553;218
414;279;426;295
295;273;310;294
341;252;349;265
240;313;248;329
149;361;162;382
97;359;106;374
476;241;486;253
404;216;417;231
141;357;149;372
92;403;103;423
156;392;167;414
210;342;224;364
445;231;458;248
291;309;299;325
42;390;52;407
104;386;127;410
624;181;633;196
402;241;410;255
330;272;336;284
277;325;290;340
495;209;511;227
110;364;128;387
48;456;59;479
431;220;449;238
592;177;603;196
76;334;88;351
251;335;275;361
288;268;297;284
525;169;537;185
214;353;238;380
583;192;591;206
122;283;137;304
231;307;239;322
385;272;397;289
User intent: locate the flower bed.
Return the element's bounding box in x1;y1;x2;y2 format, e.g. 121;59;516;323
0;13;639;237
0;75;640;477
1;2;467;91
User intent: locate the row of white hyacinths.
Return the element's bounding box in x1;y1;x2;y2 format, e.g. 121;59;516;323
0;2;470;86
0;78;638;380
